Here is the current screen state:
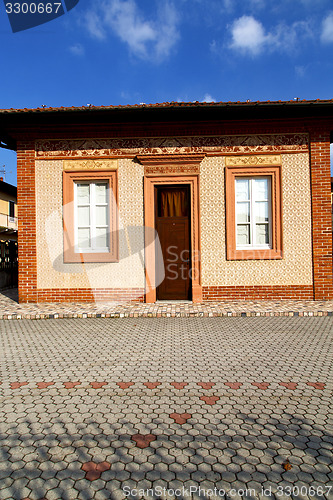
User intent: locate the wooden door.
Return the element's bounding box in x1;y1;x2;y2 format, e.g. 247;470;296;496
155;186;191;300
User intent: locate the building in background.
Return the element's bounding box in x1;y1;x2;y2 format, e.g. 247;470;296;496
0;100;332;303
0;178;18;288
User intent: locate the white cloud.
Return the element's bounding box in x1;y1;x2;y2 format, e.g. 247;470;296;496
321;12;333;43
202;93;216;102
229;15;312;56
81;0;180;62
69;43;85;56
82;10;106;40
273;20;313;52
229;16;268;55
154;1;180;59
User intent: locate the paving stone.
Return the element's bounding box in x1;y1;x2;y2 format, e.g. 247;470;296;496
0;315;332;497
131;433;157;449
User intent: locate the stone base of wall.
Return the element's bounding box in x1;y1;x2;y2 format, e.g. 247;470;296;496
202;285;314;300
19;288;145;303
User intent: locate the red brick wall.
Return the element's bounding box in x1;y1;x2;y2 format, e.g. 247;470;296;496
202;286;313;301
35;289;144;303
17;140;38;303
309;127;333;299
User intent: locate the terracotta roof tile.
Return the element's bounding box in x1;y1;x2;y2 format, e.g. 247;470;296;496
0;98;333;114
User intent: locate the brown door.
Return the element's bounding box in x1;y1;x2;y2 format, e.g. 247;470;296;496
155;186;191;300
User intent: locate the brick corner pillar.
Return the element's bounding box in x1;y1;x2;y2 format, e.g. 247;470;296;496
309;127;333;300
17;139;37;303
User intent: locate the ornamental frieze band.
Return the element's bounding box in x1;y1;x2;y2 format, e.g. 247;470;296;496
144;165;200;175
35;134;308;159
225;155;281;166
63;159;118;170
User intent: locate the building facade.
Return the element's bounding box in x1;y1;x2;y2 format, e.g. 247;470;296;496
0;100;332;302
0;179;18;288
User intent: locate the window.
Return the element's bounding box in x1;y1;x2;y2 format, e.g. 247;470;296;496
235;177;271;249
8;200;15;222
63;170;118;263
226;165;282;260
75;182;109;252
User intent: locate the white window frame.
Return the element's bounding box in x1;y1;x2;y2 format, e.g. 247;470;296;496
235;176;272;250
74;181;110;253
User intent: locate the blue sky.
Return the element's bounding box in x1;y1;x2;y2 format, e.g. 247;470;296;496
1;0;333;185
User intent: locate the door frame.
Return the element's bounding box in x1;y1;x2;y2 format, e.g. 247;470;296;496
144;174;202;303
155;184;192;301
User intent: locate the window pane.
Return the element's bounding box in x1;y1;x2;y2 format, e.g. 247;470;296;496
9;201;15;218
256;224;269;244
77;184;90;204
255;201;269;223
95;227;108;248
235;179;249;201
77;206;90;226
253;178;268;200
236;224;250;245
236;202;250;223
96;206;108;226
95;183;108;204
78;228;90;248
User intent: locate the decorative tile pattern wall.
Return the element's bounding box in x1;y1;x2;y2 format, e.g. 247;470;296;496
36;149;312;290
200;153;313;286
35;159;145;290
35;134;308;158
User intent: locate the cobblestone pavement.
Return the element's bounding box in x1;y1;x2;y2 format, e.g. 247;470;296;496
1;289;333;319
0;317;332;500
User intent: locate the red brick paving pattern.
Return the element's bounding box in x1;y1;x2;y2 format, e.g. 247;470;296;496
63;381;81;388
224;382;243;389
251;382;270;390
144;382;161;389
170;382;188;389
90;382;107;389
200;396;220;405
307;382;325;390
10;382;28;389
5;380;327;392
169;412;192;424
279;382;298;390
37;382;55;389
131;433;157;448
81;461;111;481
197;382;215;389
117;382;134;389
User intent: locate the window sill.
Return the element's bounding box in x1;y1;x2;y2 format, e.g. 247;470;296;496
227;248;283;260
64;251;119;263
